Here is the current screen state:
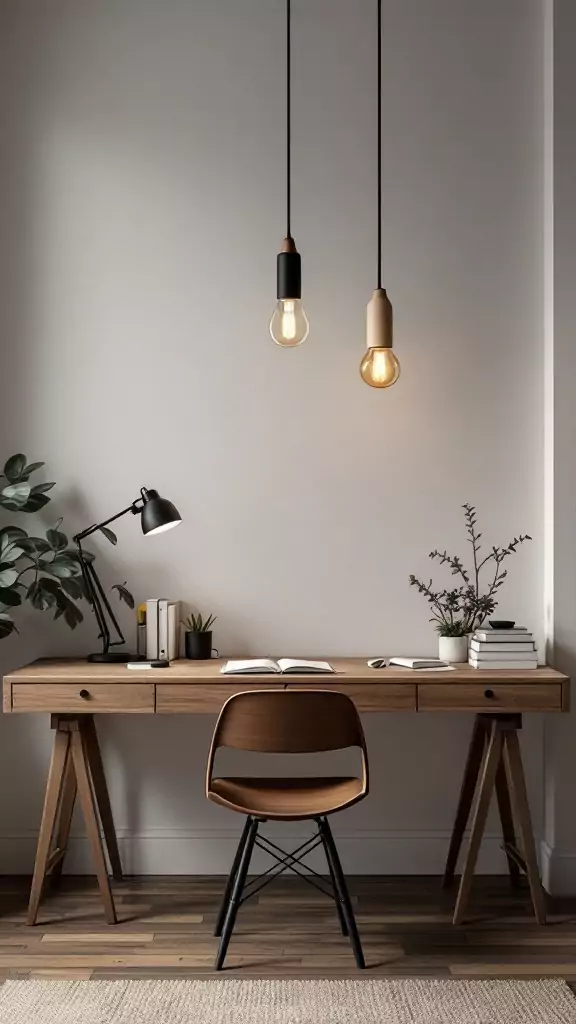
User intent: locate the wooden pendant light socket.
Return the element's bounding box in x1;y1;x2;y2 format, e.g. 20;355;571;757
366;288;393;349
281;236;297;254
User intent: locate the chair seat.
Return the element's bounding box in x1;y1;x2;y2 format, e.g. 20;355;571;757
208;776;364;819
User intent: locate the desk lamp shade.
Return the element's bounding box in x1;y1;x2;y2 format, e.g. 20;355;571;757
140;488;182;536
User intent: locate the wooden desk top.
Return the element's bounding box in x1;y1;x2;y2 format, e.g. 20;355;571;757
3;658;569;715
3;657;568;685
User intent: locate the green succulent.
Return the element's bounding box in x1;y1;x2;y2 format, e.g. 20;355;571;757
182;611;217;633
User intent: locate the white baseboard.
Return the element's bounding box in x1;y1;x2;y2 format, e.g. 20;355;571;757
0;828;515;877
540;840;576;894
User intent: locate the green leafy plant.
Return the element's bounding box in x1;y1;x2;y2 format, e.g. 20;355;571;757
0;453;133;639
182;611;217;633
409;503;531;637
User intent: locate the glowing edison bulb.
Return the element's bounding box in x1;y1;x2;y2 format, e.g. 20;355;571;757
269;299;309;347
360;347;400;388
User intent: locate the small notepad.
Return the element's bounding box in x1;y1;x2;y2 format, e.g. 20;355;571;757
388;657;455;671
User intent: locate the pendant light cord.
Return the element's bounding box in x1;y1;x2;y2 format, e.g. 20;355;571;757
377;0;382;289
286;0;292;239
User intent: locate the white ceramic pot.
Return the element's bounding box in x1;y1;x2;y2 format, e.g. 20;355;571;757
438;635;469;663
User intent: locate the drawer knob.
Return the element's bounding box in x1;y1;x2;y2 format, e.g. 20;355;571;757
484;688;495;699
79;689;91;700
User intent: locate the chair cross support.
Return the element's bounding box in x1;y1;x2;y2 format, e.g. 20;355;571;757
242;831;332;904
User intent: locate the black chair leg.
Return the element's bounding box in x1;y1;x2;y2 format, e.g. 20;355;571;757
318;816;365;969
214;816;253;937
215;816;259;970
317;819;348;936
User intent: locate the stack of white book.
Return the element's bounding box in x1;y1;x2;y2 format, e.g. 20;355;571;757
146;598;180;661
469;626;537;669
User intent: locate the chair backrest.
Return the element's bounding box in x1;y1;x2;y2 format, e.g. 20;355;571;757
206;688;368;790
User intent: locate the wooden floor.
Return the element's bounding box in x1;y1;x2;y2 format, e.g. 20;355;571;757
1;875;576;981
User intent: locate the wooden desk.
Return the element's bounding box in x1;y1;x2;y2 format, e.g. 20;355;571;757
3;658;569;929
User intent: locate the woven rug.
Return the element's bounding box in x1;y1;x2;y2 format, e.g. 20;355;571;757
0;978;575;1023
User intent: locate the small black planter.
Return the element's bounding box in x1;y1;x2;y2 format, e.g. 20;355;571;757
185;630;217;660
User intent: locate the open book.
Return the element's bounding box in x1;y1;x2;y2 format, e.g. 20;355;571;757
221;658;334;675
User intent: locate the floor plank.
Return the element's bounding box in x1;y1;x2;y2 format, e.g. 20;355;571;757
0;875;575;980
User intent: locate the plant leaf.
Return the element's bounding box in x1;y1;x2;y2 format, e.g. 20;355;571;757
112;583;134;609
65;599;83;629
0;542;25;563
0;529;27;561
44;555;81;579
60;577;84;601
99;526;117;546
54;588;83;629
40;577;63;595
0;612;16;639
3;454;27;483
30;481;55;496
46;529;68;552
23;461;45;477
18;536;51;556
0;586;22;607
27;579;57;610
19;493;51;513
0;526;27;543
1;482;31;507
184;611;216;632
0;564;18;587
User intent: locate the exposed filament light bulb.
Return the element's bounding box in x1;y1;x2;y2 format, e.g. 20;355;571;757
360;346;400;387
270;298;309;347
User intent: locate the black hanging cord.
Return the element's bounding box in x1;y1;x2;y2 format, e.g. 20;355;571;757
286;0;291;239
377;0;382;288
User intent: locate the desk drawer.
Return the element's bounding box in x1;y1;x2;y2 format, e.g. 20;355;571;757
11;683;154;713
156;683;267;713
418;683;562;713
285;682;416;712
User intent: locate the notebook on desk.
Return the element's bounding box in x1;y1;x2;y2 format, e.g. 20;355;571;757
221;658;334;675
388;657;455;671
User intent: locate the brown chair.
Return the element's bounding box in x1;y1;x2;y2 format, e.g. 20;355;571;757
206;688;369;970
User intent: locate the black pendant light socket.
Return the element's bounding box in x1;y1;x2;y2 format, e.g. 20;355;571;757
277;236;302;300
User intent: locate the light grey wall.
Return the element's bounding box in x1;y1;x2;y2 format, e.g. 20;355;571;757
0;0;547;875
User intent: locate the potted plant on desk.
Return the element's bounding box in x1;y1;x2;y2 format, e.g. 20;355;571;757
409;503;531;663
436;617;470;665
182;611;218;660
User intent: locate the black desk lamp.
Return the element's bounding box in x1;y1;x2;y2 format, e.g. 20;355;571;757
74;487;182;663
